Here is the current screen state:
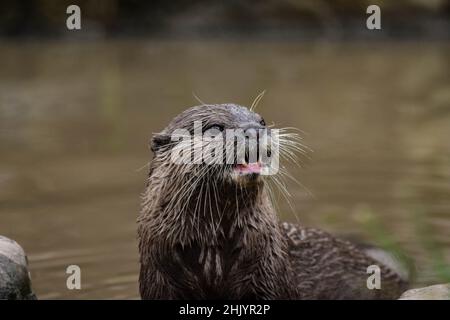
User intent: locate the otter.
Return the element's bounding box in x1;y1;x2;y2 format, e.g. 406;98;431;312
137;103;408;299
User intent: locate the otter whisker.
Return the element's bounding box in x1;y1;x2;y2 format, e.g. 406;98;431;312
250;90;266;111
194;176;206;235
278;166;313;198
267;174;301;225
136;161;151;172
192;91;207;105
175;164;217;221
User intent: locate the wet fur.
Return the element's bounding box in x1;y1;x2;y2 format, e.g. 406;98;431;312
138;104;408;299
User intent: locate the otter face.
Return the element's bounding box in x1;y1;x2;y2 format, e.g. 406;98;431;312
150;104;275;187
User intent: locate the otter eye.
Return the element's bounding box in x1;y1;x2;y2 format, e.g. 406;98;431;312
204;124;224;132
260;119;266;126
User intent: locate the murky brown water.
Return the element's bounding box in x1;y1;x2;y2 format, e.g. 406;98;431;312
0;40;449;299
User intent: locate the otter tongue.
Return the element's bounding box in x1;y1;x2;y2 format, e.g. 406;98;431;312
236;162;261;174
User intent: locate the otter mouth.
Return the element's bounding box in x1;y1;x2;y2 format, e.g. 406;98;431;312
233;162;262;175
231;161;264;185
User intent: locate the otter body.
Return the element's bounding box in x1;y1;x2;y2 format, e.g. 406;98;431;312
139;169;295;299
138;104;407;299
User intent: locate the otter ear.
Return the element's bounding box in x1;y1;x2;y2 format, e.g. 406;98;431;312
150;133;171;152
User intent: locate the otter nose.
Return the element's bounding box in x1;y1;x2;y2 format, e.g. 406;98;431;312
241;123;263;144
239;122;267;164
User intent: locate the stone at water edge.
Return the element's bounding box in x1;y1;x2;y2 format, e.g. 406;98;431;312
0;235;36;299
399;283;450;300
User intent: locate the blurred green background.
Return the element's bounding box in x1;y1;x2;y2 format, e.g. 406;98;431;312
0;0;449;298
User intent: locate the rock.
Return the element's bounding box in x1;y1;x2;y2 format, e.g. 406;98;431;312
399;284;450;300
0;236;36;299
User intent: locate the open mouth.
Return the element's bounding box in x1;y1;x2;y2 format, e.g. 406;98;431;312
233;161;262;175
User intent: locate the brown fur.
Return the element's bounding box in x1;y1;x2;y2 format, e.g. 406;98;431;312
137;104;408;299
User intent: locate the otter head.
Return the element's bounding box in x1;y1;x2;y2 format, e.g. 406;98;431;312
150;104;276;189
